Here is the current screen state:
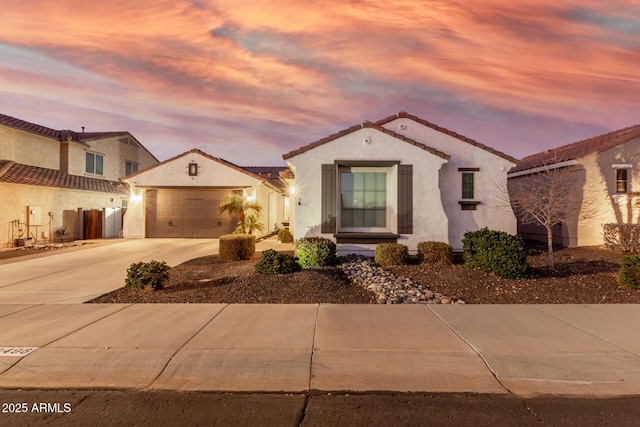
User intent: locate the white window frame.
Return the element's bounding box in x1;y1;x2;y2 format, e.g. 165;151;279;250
85;151;104;175
337;165;397;233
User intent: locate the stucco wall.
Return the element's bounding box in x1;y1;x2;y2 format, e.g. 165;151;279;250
123;152;286;238
72;135;158;181
127;152;260;188
0;125;158;182
577;141;640;246
0;182;126;247
285;127;449;252
0;126;60;170
380;117;518;249
509;137;640;247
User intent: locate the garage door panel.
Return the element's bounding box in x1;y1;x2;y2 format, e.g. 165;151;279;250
146;189;237;238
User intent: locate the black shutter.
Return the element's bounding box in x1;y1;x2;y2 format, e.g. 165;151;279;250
321;164;336;233
398;165;413;234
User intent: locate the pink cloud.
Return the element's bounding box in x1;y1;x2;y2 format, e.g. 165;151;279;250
0;0;638;163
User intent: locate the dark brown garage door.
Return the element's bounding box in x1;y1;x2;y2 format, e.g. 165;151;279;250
145;189;238;238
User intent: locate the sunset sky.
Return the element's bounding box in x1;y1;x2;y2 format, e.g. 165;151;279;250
1;1;639;165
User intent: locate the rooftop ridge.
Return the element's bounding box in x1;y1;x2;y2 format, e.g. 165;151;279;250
511;123;640;173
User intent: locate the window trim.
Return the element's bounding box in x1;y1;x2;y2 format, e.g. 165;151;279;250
458;167;479;209
615;168;629;194
322;161;411;236
337;165;396;233
461;172;475;199
85;151;104;175
125;161;139;176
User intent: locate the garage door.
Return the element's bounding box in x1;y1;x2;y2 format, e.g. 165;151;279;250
145;189;238;238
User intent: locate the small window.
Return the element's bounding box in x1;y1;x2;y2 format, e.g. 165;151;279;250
86;152;104;175
188;163;198;176
125;161;139;176
462;173;474;199
616;169;628;193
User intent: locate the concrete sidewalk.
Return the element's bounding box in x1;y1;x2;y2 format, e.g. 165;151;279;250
1;303;639;397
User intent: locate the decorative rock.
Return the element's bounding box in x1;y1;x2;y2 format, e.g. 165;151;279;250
339;255;465;305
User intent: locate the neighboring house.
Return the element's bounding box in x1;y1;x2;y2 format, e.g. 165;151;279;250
0;113;158;247
122;149;292;238
282;112;518;252
508;124;640;247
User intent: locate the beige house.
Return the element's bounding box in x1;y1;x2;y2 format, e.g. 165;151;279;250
122;149;292;239
508;124;640;247
283;112;518;253
0;113;158;247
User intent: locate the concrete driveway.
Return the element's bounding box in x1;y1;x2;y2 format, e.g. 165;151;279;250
0;239;220;304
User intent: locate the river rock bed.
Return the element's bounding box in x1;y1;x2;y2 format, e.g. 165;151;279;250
339;255;466;305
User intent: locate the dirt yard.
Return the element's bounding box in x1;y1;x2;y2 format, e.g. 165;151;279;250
88;246;640;304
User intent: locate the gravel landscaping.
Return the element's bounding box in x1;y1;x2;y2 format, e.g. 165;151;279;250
88;246;640;304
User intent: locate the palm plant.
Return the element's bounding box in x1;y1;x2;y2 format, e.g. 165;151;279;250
219;194;263;234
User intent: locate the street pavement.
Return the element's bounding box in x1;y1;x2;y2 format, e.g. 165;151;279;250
2;390;640;426
0;237;640;425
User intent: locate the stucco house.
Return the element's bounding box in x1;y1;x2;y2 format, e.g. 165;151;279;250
283;112;518;253
122;149;292;239
508;124;640;247
0;113;158;247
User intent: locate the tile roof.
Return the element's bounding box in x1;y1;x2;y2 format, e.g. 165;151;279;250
0;113;159;162
124;149;291;192
0;113;122;143
511;124;640;173
0;160;129;194
282;121;451;161
376;112;519;164
243;166;292;192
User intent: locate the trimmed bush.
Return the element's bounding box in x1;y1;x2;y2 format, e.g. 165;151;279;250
294;237;337;267
619;255;640;290
278;228;294;243
374;243;409;267
417;241;453;265
219;234;256;261
125;260;170;291
603;223;640;254
462;228;530;279
254;249;301;274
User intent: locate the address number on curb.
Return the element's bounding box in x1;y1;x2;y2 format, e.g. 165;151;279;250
0;347;38;357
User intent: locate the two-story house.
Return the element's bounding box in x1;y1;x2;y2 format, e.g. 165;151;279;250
0;113;158;247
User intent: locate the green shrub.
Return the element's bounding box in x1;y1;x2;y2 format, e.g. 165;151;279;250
294;237;337;267
619;255;640;290
254;249;301;274
417;241;453;265
219;234;256;261
374;243;409;267
125;260;170;291
278;228;294;243
462;228;530;279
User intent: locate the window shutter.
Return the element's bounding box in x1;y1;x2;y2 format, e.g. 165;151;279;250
321;164;337;233
398;165;413;234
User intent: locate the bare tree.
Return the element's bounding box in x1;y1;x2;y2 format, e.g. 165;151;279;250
508;164;596;269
